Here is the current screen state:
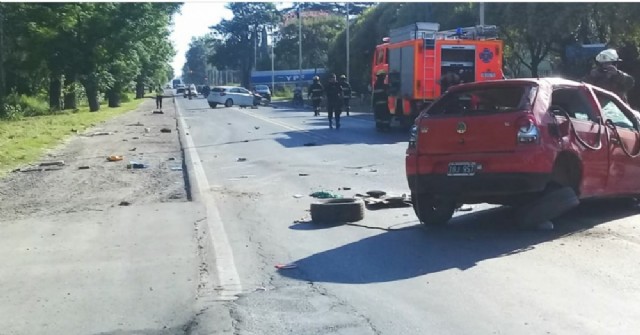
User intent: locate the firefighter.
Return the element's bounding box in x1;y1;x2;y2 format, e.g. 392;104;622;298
373;70;391;131
308;76;324;116
339;74;352;116
325;73;344;129
583;48;635;103
439;68;464;93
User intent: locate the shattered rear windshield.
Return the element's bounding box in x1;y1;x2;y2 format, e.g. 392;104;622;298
428;85;537;116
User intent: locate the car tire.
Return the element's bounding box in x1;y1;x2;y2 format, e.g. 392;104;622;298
514;186;579;227
310;198;365;224
208;102;217;108
366;190;387;198
412;193;457;226
225;99;233;107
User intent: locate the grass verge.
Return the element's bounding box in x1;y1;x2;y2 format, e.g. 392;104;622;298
0;97;146;177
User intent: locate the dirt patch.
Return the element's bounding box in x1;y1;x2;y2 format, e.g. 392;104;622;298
0;97;188;221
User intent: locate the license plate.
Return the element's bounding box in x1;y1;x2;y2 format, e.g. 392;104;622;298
447;162;477;176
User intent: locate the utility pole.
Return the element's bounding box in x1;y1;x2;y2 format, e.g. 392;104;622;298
479;2;485;26
298;4;302;84
270;26;275;92
254;28;257;69
346;2;350;82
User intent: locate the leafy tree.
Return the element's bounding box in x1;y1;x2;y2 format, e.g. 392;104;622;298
182;36;210;85
210;2;280;88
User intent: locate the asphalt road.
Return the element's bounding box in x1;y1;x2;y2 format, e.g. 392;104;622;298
177;95;640;335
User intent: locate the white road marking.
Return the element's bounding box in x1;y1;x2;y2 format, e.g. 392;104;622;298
176;103;242;301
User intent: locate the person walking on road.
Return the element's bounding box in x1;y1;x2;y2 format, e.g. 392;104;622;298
339;74;352;116
583;48;635;103
155;86;163;109
373;70;391;131
308;76;324;116
325;73;344;129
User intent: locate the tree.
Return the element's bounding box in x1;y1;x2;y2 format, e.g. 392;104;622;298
182;36;210;85
210;3;280;88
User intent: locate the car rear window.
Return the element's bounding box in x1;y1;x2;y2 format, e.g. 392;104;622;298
212;87;226;92
428;85;537;116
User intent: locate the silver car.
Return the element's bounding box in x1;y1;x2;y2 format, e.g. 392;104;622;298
207;86;257;108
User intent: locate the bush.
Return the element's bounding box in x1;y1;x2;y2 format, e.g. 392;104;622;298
4;92;50;118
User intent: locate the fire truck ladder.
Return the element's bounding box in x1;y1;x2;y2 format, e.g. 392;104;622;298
423;39;436;98
435;25;499;40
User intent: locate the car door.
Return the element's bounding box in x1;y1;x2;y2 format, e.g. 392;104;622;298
593;89;640;194
237;88;254;106
549;86;610;196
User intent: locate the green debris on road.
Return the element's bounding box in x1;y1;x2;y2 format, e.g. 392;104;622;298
309;191;342;199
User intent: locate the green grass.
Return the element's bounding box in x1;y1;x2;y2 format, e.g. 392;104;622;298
0;97;145;176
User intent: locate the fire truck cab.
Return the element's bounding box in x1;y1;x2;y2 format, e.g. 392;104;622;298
371;22;504;128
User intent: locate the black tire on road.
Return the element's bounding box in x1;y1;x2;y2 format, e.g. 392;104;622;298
515;186;579;227
208;102;217;108
366;190;387;198
311;198;365;224
412;193;457;227
225;99;233;107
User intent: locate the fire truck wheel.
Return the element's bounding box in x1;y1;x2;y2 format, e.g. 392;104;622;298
310;198;365;224
412;193;456;227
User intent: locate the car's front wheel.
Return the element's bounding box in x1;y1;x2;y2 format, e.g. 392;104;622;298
225;99;233;107
412;193;457;227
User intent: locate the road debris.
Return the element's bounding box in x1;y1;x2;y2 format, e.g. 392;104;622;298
254;126;260;130
275;263;298;270
170;166;183;171
310;191;342;199
78;166;90;170
39;160;65;167
168;157;176;161
107;155;124;162
127;162;148;169
91;132;113;136
119;201;131;206
16;167;63;173
160;128;172;133
127;122;144;126
129;148;137;152
342;187;352;190
369;169;378;172
293;194;304;198
152;110;164;114
236;157;247;162
298;173;309;176
366;190;387;198
132;137;140;140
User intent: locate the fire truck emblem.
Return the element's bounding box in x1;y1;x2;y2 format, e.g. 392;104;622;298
479;48;494;63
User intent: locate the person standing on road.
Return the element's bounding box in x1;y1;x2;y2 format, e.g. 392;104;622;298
339;74;352;116
155;86;163;109
583;48;635;103
308;76;324;116
373;70;391;131
439;68;463;94
325;73;344;129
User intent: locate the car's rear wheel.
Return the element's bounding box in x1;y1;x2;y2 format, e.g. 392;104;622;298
225;99;233;107
208;102;217;108
412;193;457;227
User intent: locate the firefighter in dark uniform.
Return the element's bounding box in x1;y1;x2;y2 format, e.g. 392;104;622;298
439;68;463;94
583;48;635;103
308;76;324;116
373;70;391;131
339;74;352;116
325;73;344;129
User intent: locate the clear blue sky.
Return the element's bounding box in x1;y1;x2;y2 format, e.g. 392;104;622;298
170;2;294;78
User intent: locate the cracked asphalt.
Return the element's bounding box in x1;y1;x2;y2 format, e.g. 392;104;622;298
179;96;640;335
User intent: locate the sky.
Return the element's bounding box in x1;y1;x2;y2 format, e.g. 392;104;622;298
170;1;294;78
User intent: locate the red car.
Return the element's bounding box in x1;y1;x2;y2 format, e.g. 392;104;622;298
406;78;640;226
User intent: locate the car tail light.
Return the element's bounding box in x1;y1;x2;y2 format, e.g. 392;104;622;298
408;124;418;148
516;115;539;144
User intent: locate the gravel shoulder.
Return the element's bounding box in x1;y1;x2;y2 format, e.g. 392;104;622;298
0;94;188;221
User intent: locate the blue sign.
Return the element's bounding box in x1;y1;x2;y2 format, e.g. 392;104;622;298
479;48;494;63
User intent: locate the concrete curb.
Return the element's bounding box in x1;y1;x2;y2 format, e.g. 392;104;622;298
174;95;197;203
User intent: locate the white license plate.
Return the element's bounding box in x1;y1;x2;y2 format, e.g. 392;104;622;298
447;162;477;176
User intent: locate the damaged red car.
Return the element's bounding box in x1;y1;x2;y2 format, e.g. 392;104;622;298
406;78;640;226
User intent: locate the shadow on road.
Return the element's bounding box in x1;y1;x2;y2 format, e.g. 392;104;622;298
279;199;639;284
271;125;409;148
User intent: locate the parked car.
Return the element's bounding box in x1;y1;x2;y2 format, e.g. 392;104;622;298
176;84;186;95
253;84;272;102
406;77;640;226
183;84;198;98
207;86;260;108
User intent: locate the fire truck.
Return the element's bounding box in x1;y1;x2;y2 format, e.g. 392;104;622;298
371;22;504;128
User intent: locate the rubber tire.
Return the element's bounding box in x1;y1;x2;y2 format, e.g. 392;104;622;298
311;198;365;224
208;102;217;108
412;193;457;226
225;99;233;107
366;190;387;198
514;186;579;227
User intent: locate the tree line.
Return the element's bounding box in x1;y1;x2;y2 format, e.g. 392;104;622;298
0;3;180;118
185;2;640;106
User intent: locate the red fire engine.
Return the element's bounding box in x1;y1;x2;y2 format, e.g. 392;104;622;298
371;22;504;127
